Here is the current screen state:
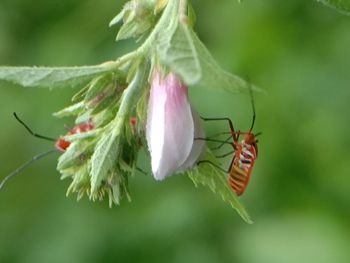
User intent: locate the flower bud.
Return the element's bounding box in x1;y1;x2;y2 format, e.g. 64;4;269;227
146;70;205;180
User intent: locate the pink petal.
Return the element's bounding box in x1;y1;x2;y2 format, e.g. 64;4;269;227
146;71;194;180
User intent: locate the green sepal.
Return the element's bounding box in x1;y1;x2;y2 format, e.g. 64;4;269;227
187;2;197;27
154;0;168;14
112;0;166;41
53;101;85;118
90;93;118;115
107;172;131;206
136;88;148;123
63;128;102;142
71;85;90;102
74;110;93;125
84;75;124;116
109;2;131;27
84;74;115;102
57;139;95;171
66;163;90;197
117;19;153;41
92;107;119;128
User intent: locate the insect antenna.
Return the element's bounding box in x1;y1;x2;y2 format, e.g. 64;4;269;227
13;112;56;142
248;83;256;132
0;149;57;190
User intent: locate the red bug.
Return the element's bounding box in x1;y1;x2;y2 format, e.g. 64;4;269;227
0;113;94;190
227;120;259;196
198;89;260;196
55;122;94;151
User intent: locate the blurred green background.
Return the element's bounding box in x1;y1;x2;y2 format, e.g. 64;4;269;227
1;0;350;262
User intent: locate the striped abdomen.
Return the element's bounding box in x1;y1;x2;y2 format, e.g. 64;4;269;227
228;140;257;196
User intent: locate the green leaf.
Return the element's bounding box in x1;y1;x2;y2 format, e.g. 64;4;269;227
318;0;350;15
157;21;249;93
157;18;201;84
187;151;253;224
90;130;121;194
0;62;117;89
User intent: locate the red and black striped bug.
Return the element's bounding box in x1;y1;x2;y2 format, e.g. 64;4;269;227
197;88;261;196
0;113;94;190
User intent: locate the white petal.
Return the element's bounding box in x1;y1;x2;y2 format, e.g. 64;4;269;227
146;72;166;173
146;72;194;180
178;107;205;170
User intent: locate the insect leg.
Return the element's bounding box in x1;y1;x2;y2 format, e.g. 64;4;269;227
215;150;235;159
200;116;238;141
197;160;230;173
210;135;233;150
194;137;232;146
135;166;148;176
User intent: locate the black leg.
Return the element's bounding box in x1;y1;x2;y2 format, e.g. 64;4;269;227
194;137;233;146
215;150;235;159
136;166;148;176
201;116;238;141
197;160;229;173
227;156;235;176
211;135;233;150
205;132;229;139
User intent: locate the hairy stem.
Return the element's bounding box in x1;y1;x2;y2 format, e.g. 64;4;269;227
179;0;188;23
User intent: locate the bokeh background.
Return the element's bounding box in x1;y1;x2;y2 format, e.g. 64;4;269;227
1;0;350;262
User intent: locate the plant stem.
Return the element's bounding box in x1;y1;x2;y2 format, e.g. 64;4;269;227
179;0;188;23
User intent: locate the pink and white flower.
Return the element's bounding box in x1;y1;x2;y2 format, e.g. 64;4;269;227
146;70;205;180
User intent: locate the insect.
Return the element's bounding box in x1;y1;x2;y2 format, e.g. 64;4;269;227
55;122;94;151
198;88;260;196
0;113;94;190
